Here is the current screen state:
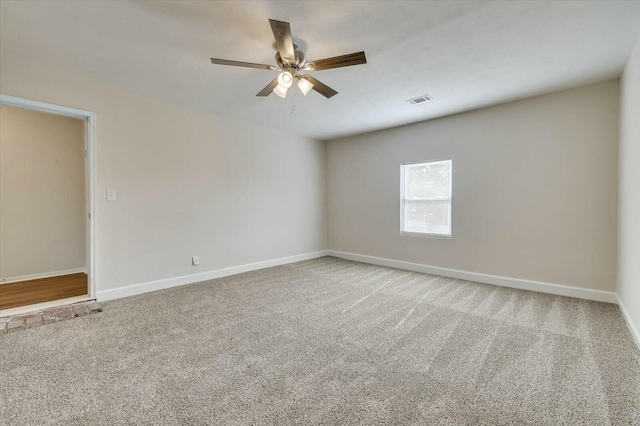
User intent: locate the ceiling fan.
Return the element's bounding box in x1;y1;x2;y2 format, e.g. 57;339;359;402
210;19;367;99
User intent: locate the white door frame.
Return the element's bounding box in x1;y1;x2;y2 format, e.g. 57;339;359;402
0;94;97;301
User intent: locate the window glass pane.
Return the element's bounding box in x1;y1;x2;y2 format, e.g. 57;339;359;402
405;162;451;199
403;200;450;235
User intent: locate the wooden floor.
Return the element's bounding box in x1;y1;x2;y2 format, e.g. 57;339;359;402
0;273;88;310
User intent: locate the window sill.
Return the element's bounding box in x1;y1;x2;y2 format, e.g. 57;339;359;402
401;231;452;239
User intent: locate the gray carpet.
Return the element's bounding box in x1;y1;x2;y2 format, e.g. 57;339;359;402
1;257;639;425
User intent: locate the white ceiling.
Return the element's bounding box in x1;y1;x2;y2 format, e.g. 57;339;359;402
1;1;640;140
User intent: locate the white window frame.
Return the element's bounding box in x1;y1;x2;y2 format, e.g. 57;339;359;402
400;159;452;238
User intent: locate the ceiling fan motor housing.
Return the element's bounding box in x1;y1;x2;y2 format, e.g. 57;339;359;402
276;45;306;70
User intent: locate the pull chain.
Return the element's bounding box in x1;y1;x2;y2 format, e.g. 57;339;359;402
290;75;296;114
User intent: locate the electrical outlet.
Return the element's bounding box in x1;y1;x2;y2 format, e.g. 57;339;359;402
192;256;199;266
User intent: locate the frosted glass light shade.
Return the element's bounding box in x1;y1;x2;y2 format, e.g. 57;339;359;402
273;84;288;98
277;71;293;88
297;77;314;96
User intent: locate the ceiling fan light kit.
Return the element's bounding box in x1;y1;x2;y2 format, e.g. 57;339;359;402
277;71;293;87
272;83;289;98
295;75;314;96
273;70;293;98
210;19;367;100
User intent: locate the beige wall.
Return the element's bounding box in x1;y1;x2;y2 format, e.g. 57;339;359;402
0;105;86;279
0;62;327;293
618;35;640;334
327;80;619;292
0;43;626;302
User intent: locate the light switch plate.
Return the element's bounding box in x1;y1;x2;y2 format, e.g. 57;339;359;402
106;189;116;201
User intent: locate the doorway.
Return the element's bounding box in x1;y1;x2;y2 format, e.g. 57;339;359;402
0;95;96;315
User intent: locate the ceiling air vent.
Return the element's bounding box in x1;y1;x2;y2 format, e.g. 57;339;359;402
406;94;433;105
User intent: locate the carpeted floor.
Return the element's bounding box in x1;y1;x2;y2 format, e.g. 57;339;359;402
1;257;639;425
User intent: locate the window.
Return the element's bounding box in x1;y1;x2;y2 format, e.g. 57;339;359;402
401;159;452;237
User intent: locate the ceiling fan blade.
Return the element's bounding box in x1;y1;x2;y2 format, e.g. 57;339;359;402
269;19;295;64
211;58;278;71
301;75;338;98
304;51;367;71
256;78;279;97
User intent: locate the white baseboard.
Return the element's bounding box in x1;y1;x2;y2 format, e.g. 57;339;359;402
327;250;618;304
0;267;87;285
96;250;329;302
617;295;640;350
